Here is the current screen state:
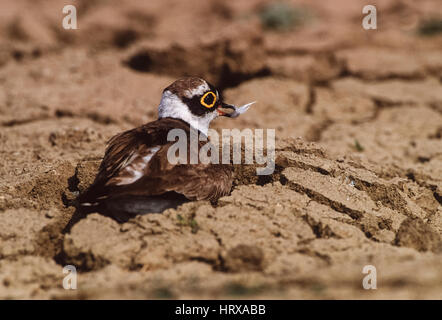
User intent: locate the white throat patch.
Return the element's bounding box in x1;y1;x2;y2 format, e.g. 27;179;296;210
158;90;217;135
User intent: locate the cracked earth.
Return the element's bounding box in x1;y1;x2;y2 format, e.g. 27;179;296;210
0;0;441;299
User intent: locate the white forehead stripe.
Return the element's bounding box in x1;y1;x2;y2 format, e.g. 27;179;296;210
185;82;210;98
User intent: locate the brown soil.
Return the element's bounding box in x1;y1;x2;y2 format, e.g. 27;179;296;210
0;0;441;299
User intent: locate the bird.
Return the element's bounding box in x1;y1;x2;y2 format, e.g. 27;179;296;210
77;77;252;222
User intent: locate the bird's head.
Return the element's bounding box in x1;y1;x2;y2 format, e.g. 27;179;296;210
158;77;248;135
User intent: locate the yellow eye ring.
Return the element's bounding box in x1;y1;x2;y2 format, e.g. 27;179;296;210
200;91;217;108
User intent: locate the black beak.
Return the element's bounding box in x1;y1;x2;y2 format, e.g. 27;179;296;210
217;102;236;117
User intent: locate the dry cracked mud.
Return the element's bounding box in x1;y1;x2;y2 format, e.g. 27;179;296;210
0;0;441;299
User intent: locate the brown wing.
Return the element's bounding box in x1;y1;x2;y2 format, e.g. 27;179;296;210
78;127;150;203
79;118;233;204
114;144;233;201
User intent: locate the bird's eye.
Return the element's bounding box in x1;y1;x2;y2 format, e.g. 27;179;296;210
200;91;216;108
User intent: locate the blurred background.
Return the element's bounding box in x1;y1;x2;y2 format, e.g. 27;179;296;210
0;0;441;162
0;0;441;299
